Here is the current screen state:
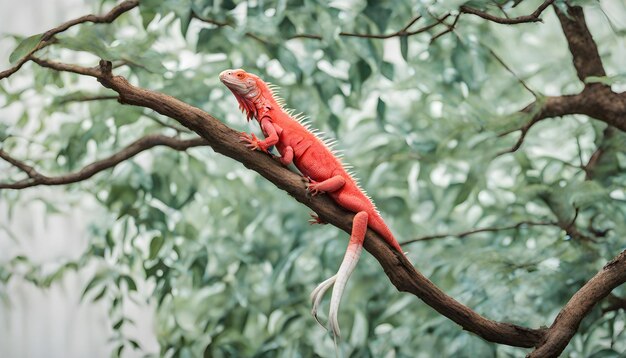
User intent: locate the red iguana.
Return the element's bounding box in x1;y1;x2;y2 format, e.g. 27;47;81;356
219;69;405;338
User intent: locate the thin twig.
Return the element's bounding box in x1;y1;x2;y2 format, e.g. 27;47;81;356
495;116;540;156
193;12;449;41
430;14;461;44
57;94;118;105
485;45;536;97
400;220;557;245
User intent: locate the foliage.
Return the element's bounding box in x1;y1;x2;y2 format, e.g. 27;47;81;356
1;0;626;356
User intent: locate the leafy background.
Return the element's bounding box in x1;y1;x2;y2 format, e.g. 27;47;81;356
1;0;625;356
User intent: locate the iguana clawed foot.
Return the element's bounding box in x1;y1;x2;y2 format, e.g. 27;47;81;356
304;176;324;196
308;213;327;225
239;132;269;153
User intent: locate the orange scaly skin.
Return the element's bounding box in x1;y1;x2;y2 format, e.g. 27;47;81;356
219;69;404;339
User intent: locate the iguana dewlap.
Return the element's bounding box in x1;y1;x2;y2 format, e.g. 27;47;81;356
219;69;404;339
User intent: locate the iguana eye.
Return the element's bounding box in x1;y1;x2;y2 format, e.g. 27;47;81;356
237;73;244;78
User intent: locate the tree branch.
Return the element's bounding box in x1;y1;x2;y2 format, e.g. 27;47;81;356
496;3;625;154
78;59;543;348
554;5;606;82
529;250;626;357
0;0;138;81
57;94;118;105
400;220;557;245
193;12;450;41
193;0;557;46
18;55;626;353
0;134;207;190
497;93;592;155
460;0;554;24
429;14;461;44
4;1;622;353
29;56;100;77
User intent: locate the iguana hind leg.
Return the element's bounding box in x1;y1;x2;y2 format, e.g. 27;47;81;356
310;211;367;339
307;175;346;196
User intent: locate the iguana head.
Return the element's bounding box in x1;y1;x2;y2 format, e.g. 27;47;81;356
219;69;266;121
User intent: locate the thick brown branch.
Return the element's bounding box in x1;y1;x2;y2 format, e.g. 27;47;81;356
84;60;545;348
495;2;625;150
0;0;137;81
0;134;207;190
529;250;626;357
400;220;557;245
554;5;606;82
22;56;626;353
23;52;626;353
460;0;554;24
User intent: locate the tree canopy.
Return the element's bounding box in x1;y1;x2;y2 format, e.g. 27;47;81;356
1;0;625;357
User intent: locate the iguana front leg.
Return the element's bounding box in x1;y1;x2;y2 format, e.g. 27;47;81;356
279;146;294;166
240;117;279;153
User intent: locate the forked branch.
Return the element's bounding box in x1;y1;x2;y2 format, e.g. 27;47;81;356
0;0;138;81
0;134;207;190
460;0;555;24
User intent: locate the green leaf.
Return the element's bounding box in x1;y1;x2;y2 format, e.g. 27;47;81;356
376;97;386;128
139;0;161;29
82;271;111;299
92;287;107;302
9;33;42;64
400;36;409;61
149;236;165;259
348;59;372;94
364;4;392;32
113;319;124;330
196;28;227;53
120;275;137;292
0;122;10;141
454;171;478;206
328;114;340;133
128;339;141;350
381;61;394;80
180;9;192;37
57;30;109;59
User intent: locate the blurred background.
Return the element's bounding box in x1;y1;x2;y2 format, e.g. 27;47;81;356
0;0;625;357
0;1;158;357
